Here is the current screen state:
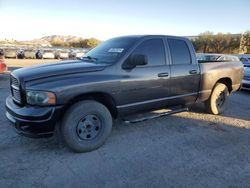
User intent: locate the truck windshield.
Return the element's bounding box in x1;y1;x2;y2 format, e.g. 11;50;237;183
82;37;139;64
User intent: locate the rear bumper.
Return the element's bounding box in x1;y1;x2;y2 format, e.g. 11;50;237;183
5;95;63;138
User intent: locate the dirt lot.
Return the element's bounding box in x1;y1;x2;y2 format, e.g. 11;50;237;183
0;59;250;187
4;59;60;69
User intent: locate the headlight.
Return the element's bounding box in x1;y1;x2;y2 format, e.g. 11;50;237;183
26;90;56;106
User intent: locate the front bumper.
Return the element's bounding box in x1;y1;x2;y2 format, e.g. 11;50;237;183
5;95;63;138
241;79;250;90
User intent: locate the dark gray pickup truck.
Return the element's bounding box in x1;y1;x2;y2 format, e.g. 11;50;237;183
6;35;243;152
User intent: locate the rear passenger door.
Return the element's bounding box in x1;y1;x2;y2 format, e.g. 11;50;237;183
166;38;200;104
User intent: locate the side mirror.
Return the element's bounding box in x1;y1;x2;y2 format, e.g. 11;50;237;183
122;54;148;69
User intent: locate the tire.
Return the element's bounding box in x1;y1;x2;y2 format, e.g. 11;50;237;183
61;100;113;153
205;83;229;115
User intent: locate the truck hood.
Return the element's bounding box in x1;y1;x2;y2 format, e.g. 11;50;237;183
12;60;108;82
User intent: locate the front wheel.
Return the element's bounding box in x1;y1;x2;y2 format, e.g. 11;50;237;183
61;100;113;152
205;83;229;115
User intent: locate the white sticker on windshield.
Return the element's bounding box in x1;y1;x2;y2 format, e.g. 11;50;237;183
108;48;124;53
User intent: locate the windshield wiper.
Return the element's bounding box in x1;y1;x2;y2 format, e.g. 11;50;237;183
81;56;98;62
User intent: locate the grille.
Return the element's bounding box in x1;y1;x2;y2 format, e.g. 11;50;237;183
12;88;21;102
11;76;19;87
10;75;22;104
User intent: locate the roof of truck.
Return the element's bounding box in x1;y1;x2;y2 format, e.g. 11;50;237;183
113;35;188;40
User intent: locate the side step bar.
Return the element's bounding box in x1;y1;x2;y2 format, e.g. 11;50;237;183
123;107;188;124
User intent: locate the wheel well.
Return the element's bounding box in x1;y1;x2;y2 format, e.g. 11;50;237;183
62;92;118;119
216;78;232;93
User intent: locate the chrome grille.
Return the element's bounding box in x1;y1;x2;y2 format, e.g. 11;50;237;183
12;88;21;102
10;75;22;104
11;76;19;87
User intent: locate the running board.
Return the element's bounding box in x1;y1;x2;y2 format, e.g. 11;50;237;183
123;107;188;124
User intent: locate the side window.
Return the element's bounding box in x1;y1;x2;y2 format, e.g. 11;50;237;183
168;39;191;65
132;39;166;66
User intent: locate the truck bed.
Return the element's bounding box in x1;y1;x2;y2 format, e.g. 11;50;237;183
198;61;243;101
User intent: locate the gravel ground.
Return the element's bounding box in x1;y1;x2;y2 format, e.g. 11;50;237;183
0;62;250;188
4;59;60;68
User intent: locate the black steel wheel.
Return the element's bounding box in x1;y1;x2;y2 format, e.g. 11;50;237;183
205;83;229;115
76;115;102;140
61;100;112;152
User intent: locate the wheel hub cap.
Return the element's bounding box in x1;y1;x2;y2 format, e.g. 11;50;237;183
217;92;225;107
76;115;101;140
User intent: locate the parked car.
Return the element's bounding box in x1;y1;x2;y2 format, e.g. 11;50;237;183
0;49;7;73
6;35;243;152
42;50;55;59
237;54;250;61
69;49;85;59
68;49;76;59
55;49;69;59
58;50;69;59
239;57;250;67
24;49;36;59
0;60;7;73
197;53;239;62
75;49;85;58
17;49;25;59
241;67;250;90
35;49;43;59
4;48;17;59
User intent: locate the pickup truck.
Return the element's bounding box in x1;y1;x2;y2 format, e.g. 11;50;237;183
6;35;243;152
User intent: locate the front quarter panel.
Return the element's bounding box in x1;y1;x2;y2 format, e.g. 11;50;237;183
25;67;122;105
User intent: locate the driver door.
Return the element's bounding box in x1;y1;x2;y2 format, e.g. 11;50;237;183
117;38;171;114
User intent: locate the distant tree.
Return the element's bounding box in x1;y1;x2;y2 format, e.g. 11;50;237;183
239;31;250;54
210;33;231;53
68;38;83;48
50;37;64;47
192;32;241;54
67;38;99;48
192;31;214;53
85;38;101;48
228;35;241;54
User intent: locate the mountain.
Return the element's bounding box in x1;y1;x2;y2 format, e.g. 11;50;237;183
39;35;83;43
11;35;86;47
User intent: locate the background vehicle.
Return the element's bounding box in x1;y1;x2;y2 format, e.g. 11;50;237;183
0;60;7;73
4;48;17;59
35;49;43;59
6;35;243;152
75;49;86;58
0;49;7;73
17;49;25;59
68;49;76;59
24;49;36;59
238;54;250;60
57;50;69;59
241;67;250;90
196;53;239;62
42;50;55;59
239;57;250;67
54;50;60;59
69;49;86;59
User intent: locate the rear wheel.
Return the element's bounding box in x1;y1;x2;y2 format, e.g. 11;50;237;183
205;83;229;115
61;100;112;152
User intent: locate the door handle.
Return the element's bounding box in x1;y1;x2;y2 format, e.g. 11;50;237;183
189;70;198;75
158;72;169;77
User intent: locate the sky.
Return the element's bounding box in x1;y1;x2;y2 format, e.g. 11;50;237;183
0;0;249;41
